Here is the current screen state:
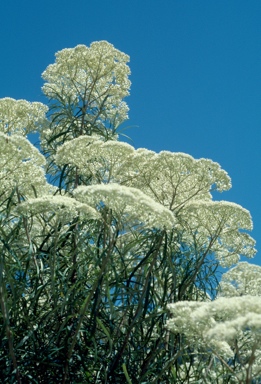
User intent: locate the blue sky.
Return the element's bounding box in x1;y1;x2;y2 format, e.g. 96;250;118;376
1;0;261;265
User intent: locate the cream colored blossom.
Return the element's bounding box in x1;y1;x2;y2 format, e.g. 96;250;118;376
0;133;52;199
179;200;256;266
55;140;232;210
0;97;48;135
42;41;131;130
53;138;256;265
167;296;261;381
219;262;261;297
55;136;135;183
74;184;175;229
118;151;232;210
17;195;100;221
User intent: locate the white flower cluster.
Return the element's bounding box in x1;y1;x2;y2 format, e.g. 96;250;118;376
167;296;261;381
118;150;232;209
55;136;135;183
180;200;256;266
0;133;52;199
54;137;256;264
74;184;176;230
55;138;232;209
17;195;99;222
42;41;131;129
219;261;261;297
0;97;48;135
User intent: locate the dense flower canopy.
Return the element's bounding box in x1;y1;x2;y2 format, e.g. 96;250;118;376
0;40;258;383
0;98;48;135
167;296;261;381
53;134;255;266
0;132;51;199
41;41;131;144
74;184;176;230
219;261;261;297
17;195;99;221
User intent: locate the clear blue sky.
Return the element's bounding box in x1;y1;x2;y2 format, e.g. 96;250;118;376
1;0;261;265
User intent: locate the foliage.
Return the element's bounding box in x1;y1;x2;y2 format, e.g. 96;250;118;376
0;41;257;383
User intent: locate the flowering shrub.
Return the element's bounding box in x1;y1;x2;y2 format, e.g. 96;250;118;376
0;41;257;383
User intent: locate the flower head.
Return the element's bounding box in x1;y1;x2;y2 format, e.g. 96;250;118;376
0;97;48;135
42;41;131;135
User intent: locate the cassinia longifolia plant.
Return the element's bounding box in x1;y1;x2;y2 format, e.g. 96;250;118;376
0;41;258;383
